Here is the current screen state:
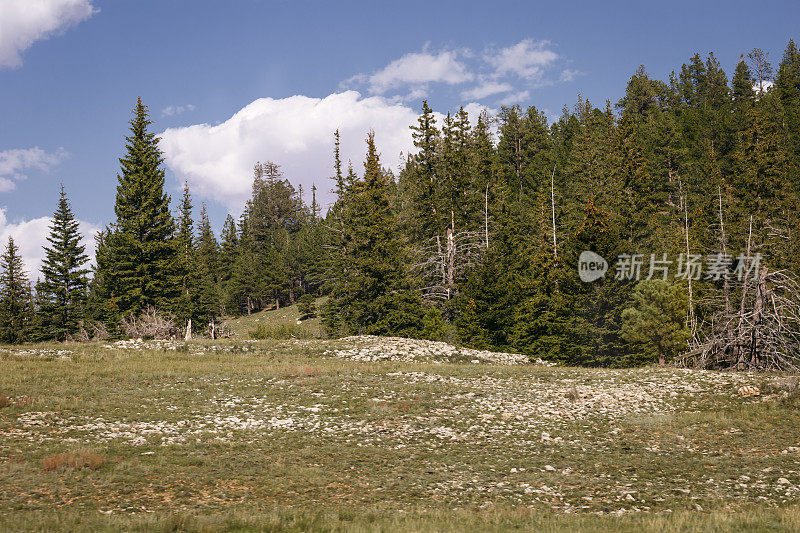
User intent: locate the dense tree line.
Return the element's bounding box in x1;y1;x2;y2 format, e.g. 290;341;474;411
325;41;800;366
1;41;799;368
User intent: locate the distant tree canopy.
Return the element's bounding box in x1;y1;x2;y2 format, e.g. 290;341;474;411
6;40;800;369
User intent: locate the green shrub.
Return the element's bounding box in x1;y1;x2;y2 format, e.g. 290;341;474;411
297;295;316;320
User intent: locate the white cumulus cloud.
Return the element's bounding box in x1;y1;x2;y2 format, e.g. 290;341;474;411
0;0;96;69
159;91;423;210
0;147;69;192
0;208;99;279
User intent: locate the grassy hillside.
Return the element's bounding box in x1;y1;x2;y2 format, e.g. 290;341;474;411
0;337;799;531
223;296;327;339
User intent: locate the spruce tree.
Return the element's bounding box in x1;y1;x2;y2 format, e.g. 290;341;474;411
0;237;33;344
94;98;178;316
37;186;89;340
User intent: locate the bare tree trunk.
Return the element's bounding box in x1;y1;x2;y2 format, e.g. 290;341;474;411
484;184;489;249
550;164;558;260
185;319;192;341
736;216;754;368
679;177;696;336
718;185;731;317
446;211;455;300
750;264;768;368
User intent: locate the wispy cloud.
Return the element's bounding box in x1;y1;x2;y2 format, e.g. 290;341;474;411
0;0;97;69
0;147;69;192
345;46;474;96
485;39;559;81
461;80;513;100
559;68;582;82
497;91;531;106
162;104;196;117
347;39;571;107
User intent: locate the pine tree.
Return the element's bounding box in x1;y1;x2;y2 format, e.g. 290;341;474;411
36;186;89;340
622;280;690;365
776;40;800;172
229;212;260;315
0;237;33;344
94;98;178;317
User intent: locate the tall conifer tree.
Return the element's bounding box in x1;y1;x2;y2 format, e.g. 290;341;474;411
94;98;178;316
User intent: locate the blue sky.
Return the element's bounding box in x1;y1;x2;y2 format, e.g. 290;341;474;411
1;0;799;274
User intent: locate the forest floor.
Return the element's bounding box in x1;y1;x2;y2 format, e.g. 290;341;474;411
1;336;800;531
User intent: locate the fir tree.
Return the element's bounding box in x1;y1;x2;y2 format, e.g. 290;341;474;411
37;186;89;340
406;100;441;242
218;214;238;314
323;132;424;336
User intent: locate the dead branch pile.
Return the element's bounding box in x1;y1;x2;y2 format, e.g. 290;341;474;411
120;307;180;340
677;266;800;372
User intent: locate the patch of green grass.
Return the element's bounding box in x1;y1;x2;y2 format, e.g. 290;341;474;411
2;505;800;532
224;297;327;339
249;323;317;340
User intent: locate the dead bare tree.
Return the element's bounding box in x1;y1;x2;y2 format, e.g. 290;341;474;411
411;211;487;303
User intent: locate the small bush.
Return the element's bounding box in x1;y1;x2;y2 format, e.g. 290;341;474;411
250;324;314;340
42;452;105;472
297;295;316;320
421;308;447;341
0;393;10;408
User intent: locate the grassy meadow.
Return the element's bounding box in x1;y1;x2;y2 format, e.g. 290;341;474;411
1;312;799;531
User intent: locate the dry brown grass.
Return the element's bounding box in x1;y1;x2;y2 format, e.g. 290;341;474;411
303;366;322;376
41;452;106;472
0;393;32;408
